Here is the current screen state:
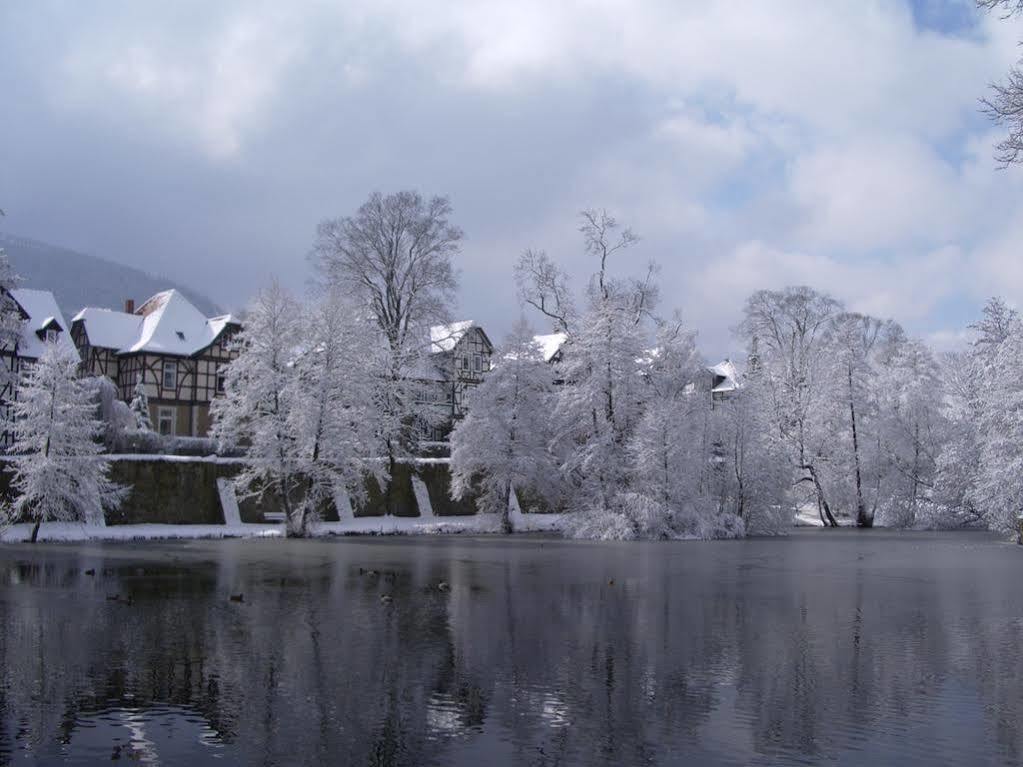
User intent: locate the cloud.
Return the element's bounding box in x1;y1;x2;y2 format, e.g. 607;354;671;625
58;7;299;159
3;0;1023;359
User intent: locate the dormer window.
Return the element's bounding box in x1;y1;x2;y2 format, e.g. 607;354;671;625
45;329;59;344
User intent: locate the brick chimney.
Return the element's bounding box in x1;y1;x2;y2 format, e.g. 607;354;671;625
125;299;135;314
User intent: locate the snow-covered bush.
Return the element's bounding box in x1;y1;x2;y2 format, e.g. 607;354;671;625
84;375;136;449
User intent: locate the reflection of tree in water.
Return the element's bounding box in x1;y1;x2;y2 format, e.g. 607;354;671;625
0;535;1022;765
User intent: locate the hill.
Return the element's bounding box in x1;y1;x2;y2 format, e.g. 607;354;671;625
0;233;221;320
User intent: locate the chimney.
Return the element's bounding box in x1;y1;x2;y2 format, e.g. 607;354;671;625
125;299;135;314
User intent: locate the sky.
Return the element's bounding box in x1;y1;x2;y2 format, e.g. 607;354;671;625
2;0;1023;358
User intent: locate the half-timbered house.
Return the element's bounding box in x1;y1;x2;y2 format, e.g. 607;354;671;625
71;290;240;437
416;321;494;440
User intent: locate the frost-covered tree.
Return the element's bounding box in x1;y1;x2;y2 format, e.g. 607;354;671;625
978;1;1023;164
450;321;560;532
289;291;385;525
933;298;1018;531
972;317;1023;540
0;245;24;392
4;343;124;543
311;190;463;493
213;284;384;537
550;211;655;517
739;286;843;526
830;313;887;527
212;284;307;535
710;372;792;535
623;321;718;537
873;338;947;528
129;374;153;431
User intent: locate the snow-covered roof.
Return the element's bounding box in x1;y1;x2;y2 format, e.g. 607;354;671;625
708;359;740;393
533;332;567;363
9;288;79;360
430;321;476;354
72;289;238;357
71;307;141;350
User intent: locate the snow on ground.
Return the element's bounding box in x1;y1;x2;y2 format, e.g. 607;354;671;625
0;511;572;542
0;522;283;543
794;507;825;527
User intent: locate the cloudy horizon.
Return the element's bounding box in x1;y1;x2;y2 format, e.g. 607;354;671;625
2;0;1022;358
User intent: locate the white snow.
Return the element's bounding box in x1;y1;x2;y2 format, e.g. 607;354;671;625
0;510;571;542
708;359;740;393
533;332;567;363
9;288;79;360
429;320;475;353
217;478;242;526
411;475;435;518
72;290;236;356
70;307;141;351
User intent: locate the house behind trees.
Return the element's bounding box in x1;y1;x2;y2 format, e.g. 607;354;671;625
417;321;494;441
71;290;240;437
0;288;79;443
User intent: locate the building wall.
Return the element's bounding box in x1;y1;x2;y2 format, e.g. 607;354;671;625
72;326;239;438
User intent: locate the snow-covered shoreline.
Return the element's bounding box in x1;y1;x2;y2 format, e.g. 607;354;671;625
0;508;570;543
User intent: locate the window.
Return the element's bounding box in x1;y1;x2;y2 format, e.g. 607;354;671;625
45;329;59;344
461;355;469;370
162;360;178;391
473;354;482;373
216;365;226;394
157;407;175;436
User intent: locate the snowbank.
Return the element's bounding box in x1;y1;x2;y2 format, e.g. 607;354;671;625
0;510;570;542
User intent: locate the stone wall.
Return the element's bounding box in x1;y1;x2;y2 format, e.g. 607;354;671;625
2;457;483;525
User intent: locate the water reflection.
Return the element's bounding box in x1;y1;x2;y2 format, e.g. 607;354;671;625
0;532;1020;765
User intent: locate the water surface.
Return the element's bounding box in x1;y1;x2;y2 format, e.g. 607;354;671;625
0;530;1021;766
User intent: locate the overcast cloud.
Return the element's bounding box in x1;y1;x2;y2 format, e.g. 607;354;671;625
1;0;1021;357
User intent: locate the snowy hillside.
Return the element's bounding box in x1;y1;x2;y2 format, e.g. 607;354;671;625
0;232;220;319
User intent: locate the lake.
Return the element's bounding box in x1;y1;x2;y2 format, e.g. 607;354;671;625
0;530;1021;766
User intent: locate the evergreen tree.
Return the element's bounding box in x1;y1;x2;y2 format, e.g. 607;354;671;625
4;343;124;542
129;374;153;431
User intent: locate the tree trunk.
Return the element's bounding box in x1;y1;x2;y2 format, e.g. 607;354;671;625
849;368;870;528
501;482;513;535
30;518;41;544
807;464;839;527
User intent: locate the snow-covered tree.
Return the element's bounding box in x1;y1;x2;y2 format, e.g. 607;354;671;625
450;321;560;531
623;322;717;537
550;211;655;518
710;373;792;535
212;283;384;537
0;246;24;393
933;298;1018;532
739;286;843;526
311;190;463;495
129;374;153;431
4;343;124;542
830;312;887;527
288;291;385;525
972;317;1023;540
873;338;947;528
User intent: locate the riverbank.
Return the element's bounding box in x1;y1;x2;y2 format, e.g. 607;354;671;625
0;506;568;542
